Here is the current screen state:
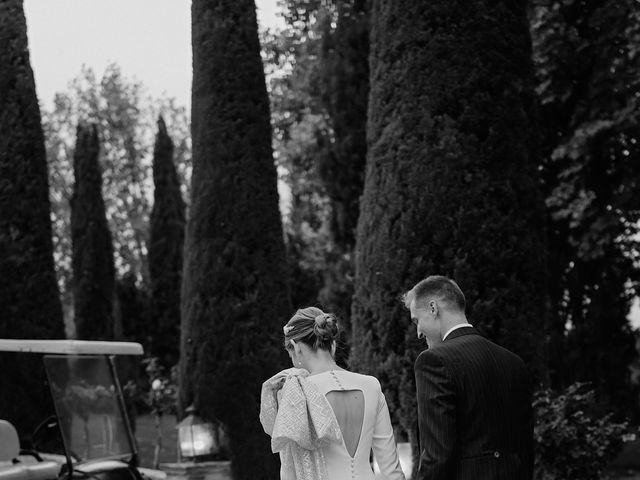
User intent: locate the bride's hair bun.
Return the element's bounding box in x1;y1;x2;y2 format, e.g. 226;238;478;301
313;313;338;342
284;307;340;352
315;313;328;327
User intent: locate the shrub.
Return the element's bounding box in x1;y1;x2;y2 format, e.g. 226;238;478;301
534;383;628;479
142;357;178;417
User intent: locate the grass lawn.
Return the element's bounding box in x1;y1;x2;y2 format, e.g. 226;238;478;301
134;413;178;467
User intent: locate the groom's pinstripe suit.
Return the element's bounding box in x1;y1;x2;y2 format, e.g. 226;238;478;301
414;326;534;480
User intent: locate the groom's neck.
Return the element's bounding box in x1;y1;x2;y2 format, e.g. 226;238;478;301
440;312;470;334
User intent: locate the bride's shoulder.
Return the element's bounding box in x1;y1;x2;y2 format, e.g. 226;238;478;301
341;370;382;389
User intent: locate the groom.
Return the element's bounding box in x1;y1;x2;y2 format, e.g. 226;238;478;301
404;276;533;480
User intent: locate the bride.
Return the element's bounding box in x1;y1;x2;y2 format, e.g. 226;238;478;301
260;307;406;480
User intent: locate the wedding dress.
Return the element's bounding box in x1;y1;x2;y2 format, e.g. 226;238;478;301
260;368;405;480
307;369;405;480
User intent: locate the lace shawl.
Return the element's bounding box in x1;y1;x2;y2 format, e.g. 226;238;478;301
259;368;342;480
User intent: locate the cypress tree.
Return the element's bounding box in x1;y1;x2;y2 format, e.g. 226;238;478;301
351;0;548;460
0;0;64;434
71;124;116;340
180;1;291;478
149;117;185;366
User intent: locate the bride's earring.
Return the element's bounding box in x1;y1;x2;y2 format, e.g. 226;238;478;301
291;340;303;367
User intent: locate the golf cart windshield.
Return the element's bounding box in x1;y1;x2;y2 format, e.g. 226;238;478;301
43;355;134;462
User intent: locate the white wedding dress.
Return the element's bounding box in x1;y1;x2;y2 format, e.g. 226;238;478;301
306;369;405;480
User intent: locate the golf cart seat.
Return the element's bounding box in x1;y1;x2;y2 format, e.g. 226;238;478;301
21;463;59;480
0;421;60;480
0;420;27;480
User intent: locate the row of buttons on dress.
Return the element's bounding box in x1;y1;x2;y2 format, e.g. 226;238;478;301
330;370;346;391
330;371;357;478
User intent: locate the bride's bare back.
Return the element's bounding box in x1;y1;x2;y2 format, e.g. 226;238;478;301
326;389;365;457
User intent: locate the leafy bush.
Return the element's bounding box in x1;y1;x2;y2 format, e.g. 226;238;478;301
143;357;178;417
534;383;628;479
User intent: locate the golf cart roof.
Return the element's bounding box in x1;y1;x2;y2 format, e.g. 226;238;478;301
0;339;144;355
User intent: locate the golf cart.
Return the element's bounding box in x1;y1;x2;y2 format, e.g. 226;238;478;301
0;340;163;480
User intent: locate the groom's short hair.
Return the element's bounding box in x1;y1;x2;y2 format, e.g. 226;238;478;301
403;275;466;312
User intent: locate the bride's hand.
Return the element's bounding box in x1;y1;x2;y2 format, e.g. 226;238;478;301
263;370;289;391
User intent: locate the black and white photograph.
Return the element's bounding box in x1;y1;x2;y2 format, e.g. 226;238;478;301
1;0;639;479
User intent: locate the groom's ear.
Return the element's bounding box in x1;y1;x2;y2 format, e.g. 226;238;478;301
429;300;437;315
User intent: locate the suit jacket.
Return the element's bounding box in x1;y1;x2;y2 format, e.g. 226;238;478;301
414;327;533;480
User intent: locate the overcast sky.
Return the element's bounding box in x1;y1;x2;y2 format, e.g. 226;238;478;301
24;0;284;110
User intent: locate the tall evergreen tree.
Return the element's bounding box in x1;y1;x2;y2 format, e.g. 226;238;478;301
180;1;291;478
43;65;191;298
351;0;548;462
71;124;116;340
0;0;64;435
149;117;185;366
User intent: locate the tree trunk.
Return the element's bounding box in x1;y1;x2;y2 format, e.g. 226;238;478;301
180;1;291;478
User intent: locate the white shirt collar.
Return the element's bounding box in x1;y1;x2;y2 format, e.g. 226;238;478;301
442;323;473;341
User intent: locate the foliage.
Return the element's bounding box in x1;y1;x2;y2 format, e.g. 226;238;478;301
62;383;117;419
0;0;64;435
351;1;548;472
261;5;335;311
314;0;369;335
264;0;369;330
531;0;640;415
143;357;178;417
180;1;291;478
268;0;640;433
148;117;185;366
43;64;191;295
533;383;628;480
316;0;369;249
71;124;116;340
